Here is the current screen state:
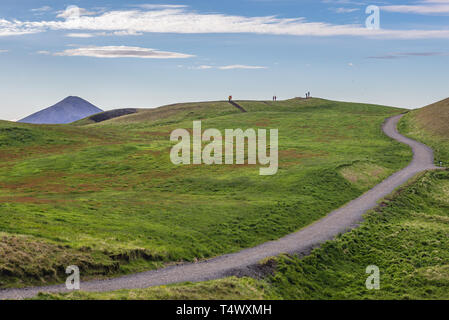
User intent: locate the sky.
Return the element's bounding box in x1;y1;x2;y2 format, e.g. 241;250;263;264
0;0;448;121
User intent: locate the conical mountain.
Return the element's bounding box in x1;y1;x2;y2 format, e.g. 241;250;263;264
19;96;103;124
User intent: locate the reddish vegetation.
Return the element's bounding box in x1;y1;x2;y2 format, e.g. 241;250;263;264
255;119;271;127
0;196;70;204
0;172;103;196
139;131;171;137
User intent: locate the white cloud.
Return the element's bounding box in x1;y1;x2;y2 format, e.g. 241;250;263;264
348;62;354;66
1;5;449;39
65;30;143;38
321;0;366;5
196;65;214;69
110;30;143;36
53;45;195;59
65;33;95;38
56;6;97;19
191;64;267;70
31;6;52;12
0;49;8;53
334;7;360;13
218;65;267;70
368;51;449;59
37;50;51;55
0;19;41;36
382;0;449;14
133;4;189;9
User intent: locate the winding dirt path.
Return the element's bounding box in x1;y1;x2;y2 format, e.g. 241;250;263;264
229;101;247;112
0;114;439;300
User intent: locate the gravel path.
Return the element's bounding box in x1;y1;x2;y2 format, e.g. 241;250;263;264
0;114;439;300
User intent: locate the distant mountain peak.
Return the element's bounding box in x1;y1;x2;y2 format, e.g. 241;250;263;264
62;96;84;102
19;96;103;124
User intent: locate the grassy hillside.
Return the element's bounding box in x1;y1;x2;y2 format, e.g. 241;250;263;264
399;98;449;165
0;98;410;288
77;101;240;125
45;169;449;300
255;100;449;300
36;277;267;300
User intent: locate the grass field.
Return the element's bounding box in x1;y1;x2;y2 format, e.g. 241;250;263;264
34;98;449;300
399;98;449;166
0;98;411;288
36;277;267;300
39;169;449;300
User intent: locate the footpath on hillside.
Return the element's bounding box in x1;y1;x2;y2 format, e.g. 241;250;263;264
229;101;247;113
0;115;441;300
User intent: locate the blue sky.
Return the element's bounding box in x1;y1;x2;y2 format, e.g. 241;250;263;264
0;0;448;120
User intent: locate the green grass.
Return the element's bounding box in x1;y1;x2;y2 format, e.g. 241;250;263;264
399;98;449;165
264;170;449;300
47;170;449;300
35;277;267;300
0;98;410;288
25;98;449;300
246;101;449;300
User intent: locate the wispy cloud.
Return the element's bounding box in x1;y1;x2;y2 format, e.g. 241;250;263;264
31;6;52;12
65;33;95;38
322;0;366;5
0;49;8;53
53;45;195;59
0;19;40;36
218;65;267;70
132;4;189;9
368;51;449;59
65;30;143;38
192;64;267;70
1;5;449;39
382;0;449;14
56;6;97;19
195;65;214;69
333;7;360;13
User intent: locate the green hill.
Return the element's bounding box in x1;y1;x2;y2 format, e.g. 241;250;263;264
41;98;449;300
399;98;449;165
0;98;410;288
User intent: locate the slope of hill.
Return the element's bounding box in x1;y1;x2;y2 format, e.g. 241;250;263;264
74;109;139;125
18;96;103;124
82;101;241;126
43;98;449;301
399;97;449;165
49;169;449;300
0;98;411;288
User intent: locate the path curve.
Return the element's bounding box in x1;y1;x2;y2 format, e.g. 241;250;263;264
0;114;439;300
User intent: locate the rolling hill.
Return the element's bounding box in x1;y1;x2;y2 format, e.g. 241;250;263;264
38;97;449;300
399;97;449;165
0;98;412;289
18;96;103;124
